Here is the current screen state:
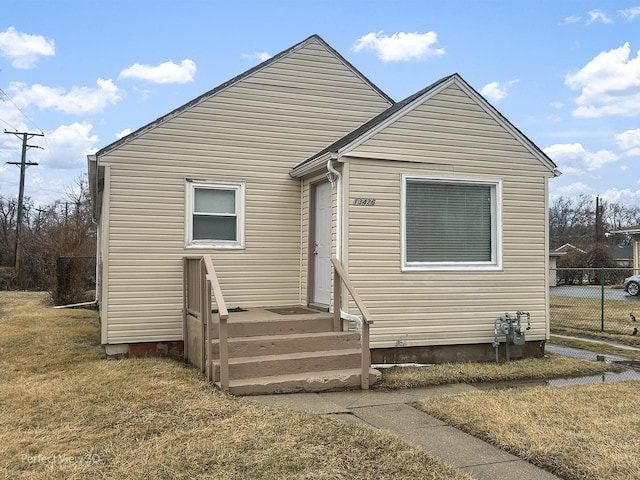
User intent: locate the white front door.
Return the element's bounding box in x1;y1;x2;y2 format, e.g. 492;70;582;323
312;181;331;307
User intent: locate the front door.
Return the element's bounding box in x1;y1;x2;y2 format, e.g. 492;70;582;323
312;181;331;308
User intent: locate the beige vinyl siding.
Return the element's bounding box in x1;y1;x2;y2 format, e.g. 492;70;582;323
100;38;391;344
343;83;552;349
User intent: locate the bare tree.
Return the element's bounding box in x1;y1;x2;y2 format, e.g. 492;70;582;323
0;175;96;300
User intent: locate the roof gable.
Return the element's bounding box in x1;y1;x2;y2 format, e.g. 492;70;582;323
555;243;587;254
291;73;558;177
96;34;392;158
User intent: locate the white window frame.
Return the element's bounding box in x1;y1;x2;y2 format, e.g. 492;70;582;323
185;180;245;249
401;174;502;271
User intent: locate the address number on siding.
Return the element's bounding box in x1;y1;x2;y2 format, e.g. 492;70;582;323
353;198;376;206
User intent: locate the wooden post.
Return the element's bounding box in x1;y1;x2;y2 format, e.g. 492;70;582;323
218;312;229;391
206;279;215;384
333;267;341;332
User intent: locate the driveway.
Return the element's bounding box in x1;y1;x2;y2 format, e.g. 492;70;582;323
550;285;640;301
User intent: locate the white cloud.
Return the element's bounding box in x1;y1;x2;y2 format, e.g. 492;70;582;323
543;143;618;175
565;42;640;117
116;128;132;139
601;187;640;205
586;9;613;24
480;80;518;102
0;26;55;69
550;182;595;204
30;122;99;169
8;78;124;115
563;15;582;24
242;52;272;63
0;96;28;134
619;7;640;20
119;59;197;84
352;31;445;62
616;128;640;156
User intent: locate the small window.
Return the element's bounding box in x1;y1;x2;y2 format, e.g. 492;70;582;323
186;181;244;248
402;175;501;271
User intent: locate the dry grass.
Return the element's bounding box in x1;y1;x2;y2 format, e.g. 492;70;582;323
420;381;640;480
0;291;472;480
378;353;620;390
551;295;640;344
550;335;640;361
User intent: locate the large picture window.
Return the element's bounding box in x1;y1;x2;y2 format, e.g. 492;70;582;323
185;180;245;248
402;175;501;270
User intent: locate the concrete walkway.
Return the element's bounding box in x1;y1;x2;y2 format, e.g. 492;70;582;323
245;384;560;480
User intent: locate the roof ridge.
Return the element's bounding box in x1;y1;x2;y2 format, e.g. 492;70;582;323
96;34;391;158
292;73;557;175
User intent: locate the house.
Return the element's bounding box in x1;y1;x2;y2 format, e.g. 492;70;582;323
88;34;558;393
553;243;589;284
610;226;640;272
548;251;566;287
609;244;633;268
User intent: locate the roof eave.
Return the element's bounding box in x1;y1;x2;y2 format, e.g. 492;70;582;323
451;75;558;175
290;152;338;178
611;228;640;235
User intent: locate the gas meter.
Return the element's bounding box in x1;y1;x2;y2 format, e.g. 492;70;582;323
493;311;531;362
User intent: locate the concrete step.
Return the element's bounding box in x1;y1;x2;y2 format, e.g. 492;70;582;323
225;314;335;337
222;368;382;395
214;348;362;380
212;331;361;357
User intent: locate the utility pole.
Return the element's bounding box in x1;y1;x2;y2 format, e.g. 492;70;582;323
4;130;44;273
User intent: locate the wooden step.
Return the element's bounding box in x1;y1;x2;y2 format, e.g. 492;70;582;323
221;368;382;395
214;349;362;380
212;331;361;357
225;314;334;337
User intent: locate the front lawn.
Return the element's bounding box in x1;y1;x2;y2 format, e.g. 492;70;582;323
0;291;471;480
420;381;640;479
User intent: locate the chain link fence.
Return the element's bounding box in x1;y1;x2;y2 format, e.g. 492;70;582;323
550;268;640;342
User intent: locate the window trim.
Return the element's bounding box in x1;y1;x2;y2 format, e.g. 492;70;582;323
185;180;245;249
401;174;502;271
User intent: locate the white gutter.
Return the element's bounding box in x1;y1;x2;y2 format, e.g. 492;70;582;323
327;157;363;330
291;151;335;178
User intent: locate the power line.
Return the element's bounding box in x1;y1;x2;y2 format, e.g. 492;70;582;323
4;130;44;273
0;87;44;134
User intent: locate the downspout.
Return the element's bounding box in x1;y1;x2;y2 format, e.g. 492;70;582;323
326;158;362;329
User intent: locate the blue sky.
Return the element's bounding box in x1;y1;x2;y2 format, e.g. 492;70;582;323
1;0;640;209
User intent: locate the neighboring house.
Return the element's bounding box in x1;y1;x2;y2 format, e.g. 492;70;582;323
610;226;640;272
609;244;633;268
553;243;589;284
554;243;587;256
548;251;566;287
88;34;558;386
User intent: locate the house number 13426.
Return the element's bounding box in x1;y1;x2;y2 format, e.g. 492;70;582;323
353;198;376;206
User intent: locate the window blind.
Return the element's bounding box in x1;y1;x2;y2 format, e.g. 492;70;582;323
406;181;492;263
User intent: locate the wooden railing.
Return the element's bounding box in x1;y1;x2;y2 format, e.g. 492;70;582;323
183;255;229;392
331;257;373;389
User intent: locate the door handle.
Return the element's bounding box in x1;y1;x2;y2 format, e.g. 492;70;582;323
314;244;319;255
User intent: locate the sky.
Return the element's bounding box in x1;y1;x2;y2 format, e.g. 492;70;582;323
1;0;639;210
